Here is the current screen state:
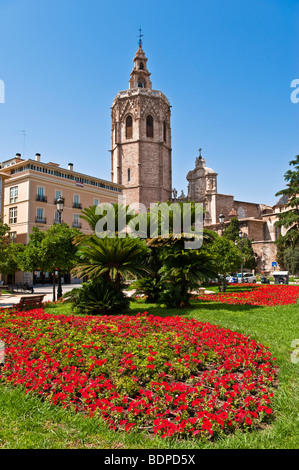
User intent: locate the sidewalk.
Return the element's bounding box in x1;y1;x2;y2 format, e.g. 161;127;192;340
0;284;81;309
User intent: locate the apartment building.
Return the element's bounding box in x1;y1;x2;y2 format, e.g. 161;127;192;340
0;153;123;284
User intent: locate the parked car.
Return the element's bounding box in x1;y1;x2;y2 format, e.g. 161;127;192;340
237;273;257;283
208;278;218;285
261;276;270;284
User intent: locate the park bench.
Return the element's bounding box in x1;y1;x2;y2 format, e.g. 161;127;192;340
18;295;45;309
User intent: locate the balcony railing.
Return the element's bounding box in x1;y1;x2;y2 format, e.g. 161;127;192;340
72;222;82;229
36;195;47;202
35;217;47;224
72;202;82;209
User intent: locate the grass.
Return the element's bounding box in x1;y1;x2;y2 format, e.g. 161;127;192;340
0;293;299;449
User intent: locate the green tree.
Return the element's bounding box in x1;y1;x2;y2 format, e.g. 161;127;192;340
223;217;240;242
158;247;216;308
208;236;242;292
41;224;79;300
0;243;25;291
19;227;47;277
80;203;137;234
72;235;151;290
283;246;299;275
20;224;79;301
129;203;216;304
0;218;11;283
275;155;299;270
0;218;10;250
224;217;257;270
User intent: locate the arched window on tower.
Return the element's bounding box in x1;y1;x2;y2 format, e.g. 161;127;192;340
163;121;167;142
146;115;154;138
137;80;145;88
126;115;133;139
139;62;144;70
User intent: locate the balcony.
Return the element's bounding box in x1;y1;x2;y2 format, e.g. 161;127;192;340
36;195;47;202
72;222;82;229
72;202;82;209
35;217;47;224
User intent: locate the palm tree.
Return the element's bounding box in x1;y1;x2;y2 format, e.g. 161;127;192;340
72;235;151;289
80;203;137;234
158;247;217;308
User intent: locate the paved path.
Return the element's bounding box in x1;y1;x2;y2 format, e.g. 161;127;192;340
0;283;81;309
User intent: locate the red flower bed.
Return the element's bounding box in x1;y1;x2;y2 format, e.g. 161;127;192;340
0;309;278;440
195;285;299;306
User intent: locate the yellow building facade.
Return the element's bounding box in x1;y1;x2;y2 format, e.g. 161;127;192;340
0;153;123;284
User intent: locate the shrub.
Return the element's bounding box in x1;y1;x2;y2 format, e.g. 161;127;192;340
129;277;162;303
62;276;130;315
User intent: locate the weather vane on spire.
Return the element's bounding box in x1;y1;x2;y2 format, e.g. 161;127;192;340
138;27;143;47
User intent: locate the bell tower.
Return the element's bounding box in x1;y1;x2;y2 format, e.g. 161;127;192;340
110;40;172;209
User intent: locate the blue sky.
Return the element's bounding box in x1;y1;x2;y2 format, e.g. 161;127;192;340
0;0;298;206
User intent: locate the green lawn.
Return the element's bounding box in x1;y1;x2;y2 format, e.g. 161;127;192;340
0;297;298;449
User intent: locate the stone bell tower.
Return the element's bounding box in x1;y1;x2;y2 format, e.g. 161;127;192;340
110;41;172;209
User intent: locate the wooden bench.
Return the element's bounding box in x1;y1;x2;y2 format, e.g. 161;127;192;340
18;295;45;309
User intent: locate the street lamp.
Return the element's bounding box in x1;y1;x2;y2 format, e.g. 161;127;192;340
239;230;244;283
56;196;64;224
219;213;225;236
56;196;64;299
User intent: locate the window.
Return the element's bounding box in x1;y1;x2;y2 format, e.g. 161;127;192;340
37;186;44;198
94;198;99;206
126;115;133;139
9;207;17;224
146;115;154;137
137;80;145;88
73;194;81;208
36;208;44;222
54;210;61;224
73;213;81;228
37;186;46;202
9;232;17;243
139;62;144;70
55;190;62;202
10;186;18;204
163;121;167;142
128;168;131;182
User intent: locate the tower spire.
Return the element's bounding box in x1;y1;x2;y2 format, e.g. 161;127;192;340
138;27;143;47
129;37;152;90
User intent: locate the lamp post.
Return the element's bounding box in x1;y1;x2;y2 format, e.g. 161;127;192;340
56;196;64;224
219;213;225;236
56;196;64;299
239;230;244;283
